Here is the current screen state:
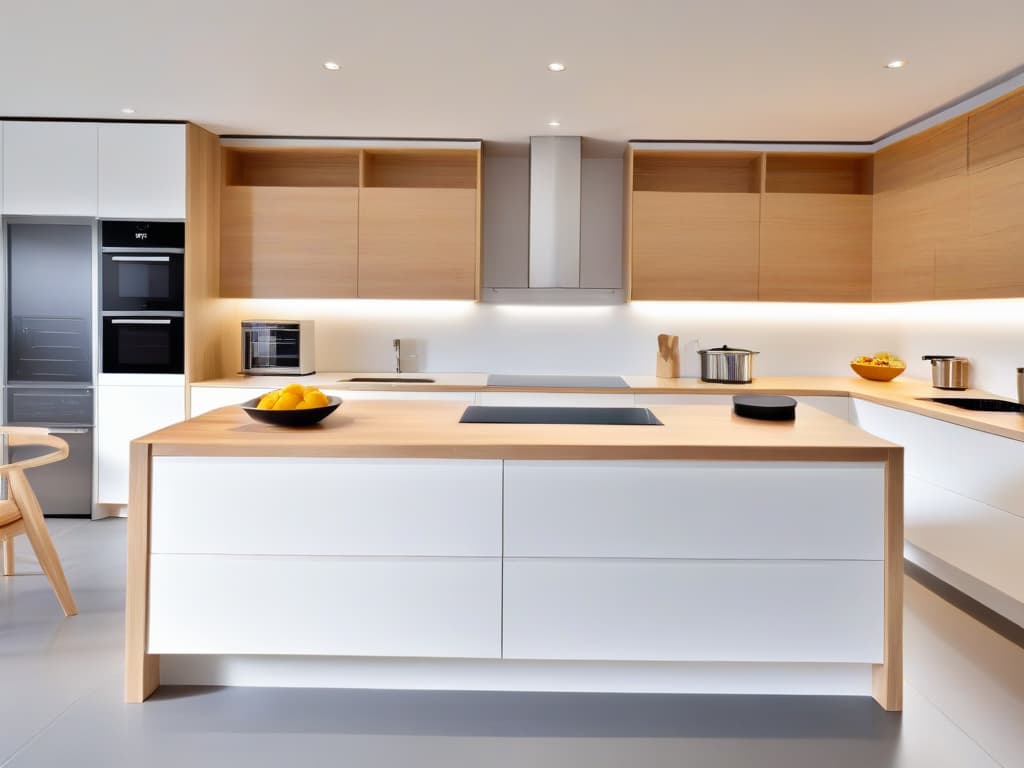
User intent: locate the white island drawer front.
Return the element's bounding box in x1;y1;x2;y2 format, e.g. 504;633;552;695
149;555;501;658
504;461;885;560
503;559;883;663
150;457;502;557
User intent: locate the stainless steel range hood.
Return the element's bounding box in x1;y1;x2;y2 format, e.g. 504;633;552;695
528;136;582;288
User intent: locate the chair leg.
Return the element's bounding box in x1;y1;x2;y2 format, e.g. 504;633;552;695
9;469;77;616
2;536;12;576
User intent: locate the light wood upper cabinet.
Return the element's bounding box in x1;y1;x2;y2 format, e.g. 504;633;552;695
935;156;1024;298
99;124;186;219
221;186;358;298
218;146;480;300
874;117;967;193
220;148;359;298
873;176;968;302
358;187;478;299
760;194;872;302
357;149;480;300
968;89;1024;173
2;121;98;215
629;151;760;301
631;191;760;300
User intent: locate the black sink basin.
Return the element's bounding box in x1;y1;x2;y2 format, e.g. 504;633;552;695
341;377;436;383
460;405;663;425
918;397;1023;412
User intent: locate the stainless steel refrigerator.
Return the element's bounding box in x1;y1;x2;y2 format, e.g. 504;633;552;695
5;221;94;517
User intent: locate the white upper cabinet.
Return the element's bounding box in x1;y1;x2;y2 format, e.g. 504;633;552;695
2;121;98;215
98;124;186;219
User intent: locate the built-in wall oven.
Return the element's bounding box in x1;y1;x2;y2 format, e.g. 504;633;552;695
101;221;185;374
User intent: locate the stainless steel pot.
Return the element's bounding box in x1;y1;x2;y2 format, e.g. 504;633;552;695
698;345;758;384
923;355;969;390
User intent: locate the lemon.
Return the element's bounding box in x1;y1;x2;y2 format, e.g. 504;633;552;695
257;391;280;410
303;391;329;408
282;383;305;397
273;392;303;410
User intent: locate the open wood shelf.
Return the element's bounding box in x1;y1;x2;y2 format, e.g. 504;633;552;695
765;154;873;195
223;148;361;187
361;149;478;189
632;151;762;193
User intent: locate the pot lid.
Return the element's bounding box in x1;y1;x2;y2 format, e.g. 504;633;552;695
699;344;759;354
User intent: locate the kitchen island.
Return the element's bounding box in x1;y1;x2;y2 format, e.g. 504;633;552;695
126;399;903;710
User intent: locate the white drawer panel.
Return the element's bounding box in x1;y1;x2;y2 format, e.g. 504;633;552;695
476;391;635;407
151;457;501;556
503;559;883;663
504;460;885;560
149;555;501;658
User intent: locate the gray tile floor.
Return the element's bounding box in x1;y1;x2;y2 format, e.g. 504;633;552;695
2;518;1022;767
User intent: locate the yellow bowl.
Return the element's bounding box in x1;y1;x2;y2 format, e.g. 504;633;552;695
850;362;905;382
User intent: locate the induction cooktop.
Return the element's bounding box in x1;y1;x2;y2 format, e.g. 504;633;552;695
459;405;663;425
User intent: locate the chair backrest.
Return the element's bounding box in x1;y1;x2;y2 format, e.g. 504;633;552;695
0;427;69;473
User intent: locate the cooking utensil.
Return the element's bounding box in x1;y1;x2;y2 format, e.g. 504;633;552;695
698;345;758;384
656;334;680;378
240;395;341;427
1018;368;1023;406
923;356;969;390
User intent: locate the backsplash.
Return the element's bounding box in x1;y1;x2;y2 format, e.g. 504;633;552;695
222;297;1024;398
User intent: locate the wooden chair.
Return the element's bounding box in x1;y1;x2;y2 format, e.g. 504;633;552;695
0;427;78;616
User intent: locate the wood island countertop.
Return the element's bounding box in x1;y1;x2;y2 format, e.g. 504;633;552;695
191;373;1024;443
137;399;898;462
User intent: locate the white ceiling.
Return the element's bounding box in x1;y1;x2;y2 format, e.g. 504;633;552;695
1;0;1023;147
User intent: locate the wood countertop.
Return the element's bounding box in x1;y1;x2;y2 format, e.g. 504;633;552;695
190;373;1024;443
138;399;897;461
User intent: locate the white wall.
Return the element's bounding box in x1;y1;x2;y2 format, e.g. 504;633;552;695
895;300;1024;399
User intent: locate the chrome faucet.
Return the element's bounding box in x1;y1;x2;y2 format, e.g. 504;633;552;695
393;339;401;374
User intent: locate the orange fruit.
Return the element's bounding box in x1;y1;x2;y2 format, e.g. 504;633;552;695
273;392;302;410
282;383;305;397
257;391;280;410
303;391;329;408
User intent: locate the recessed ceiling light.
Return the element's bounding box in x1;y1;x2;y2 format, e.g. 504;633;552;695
885;60;906;69
547;62;566;72
120;107;136;114
547;120;561;127
323;61;341;71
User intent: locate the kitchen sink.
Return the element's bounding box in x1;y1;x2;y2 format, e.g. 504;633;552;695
340;377;436;383
917;397;1023;412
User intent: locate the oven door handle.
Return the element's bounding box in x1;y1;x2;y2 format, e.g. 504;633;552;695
47;428;90;435
109;255;172;263
103;247;184;255
110;319;173;325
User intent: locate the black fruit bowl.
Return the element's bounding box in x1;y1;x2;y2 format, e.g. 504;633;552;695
240;395;342;427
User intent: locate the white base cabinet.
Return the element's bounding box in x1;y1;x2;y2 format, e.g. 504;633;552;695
149;555;502;658
97;385;184;505
503;558;883;663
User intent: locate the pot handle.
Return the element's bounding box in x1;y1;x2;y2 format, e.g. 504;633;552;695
922;355;954;360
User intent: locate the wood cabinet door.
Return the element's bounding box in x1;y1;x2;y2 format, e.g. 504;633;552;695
936;156;1024;298
358;188;478;299
220;186;358;298
630;191;760;300
759;194;872;302
872;176;968;302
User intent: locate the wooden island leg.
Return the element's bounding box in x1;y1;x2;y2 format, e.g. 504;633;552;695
873;447;904;711
126;442;160;702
